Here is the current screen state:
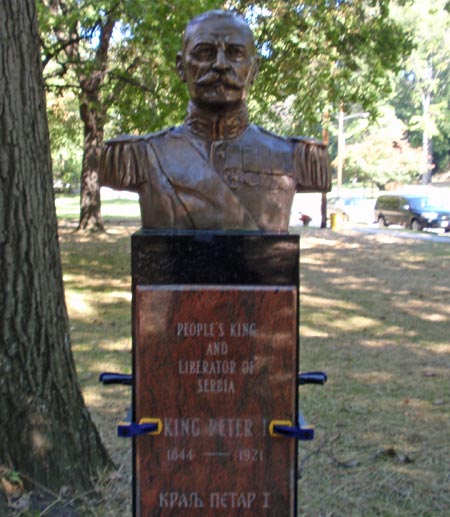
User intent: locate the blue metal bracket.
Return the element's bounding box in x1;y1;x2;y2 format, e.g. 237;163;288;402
99;371;328;387
117;418;162;438
270;412;315;441
99;372;133;386
298;371;327;386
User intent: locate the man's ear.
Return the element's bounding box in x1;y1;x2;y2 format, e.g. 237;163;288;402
176;52;186;82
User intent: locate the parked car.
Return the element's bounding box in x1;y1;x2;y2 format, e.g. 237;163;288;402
374;193;450;232
328;196;376;224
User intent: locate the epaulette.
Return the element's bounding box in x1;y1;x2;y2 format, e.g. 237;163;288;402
289;135;327;148
254;126;327;148
254;125;290;143
105;127;175;145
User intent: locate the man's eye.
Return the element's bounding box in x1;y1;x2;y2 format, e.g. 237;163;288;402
227;46;244;59
193;46;215;60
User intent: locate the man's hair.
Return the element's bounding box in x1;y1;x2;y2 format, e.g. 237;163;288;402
182;10;254;52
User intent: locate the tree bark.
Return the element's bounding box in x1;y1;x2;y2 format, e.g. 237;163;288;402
0;0;111;493
321;110;330;228
77;94;105;232
421;90;433;185
76;17;115;232
421;60;433;185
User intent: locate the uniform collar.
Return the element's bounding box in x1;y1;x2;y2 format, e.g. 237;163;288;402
184;101;250;141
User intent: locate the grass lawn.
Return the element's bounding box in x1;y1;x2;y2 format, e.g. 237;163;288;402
56;198;449;515
296;229;449;515
55;193;140;221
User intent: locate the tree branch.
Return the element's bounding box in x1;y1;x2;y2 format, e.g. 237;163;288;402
108;71;156;94
41;34;87;69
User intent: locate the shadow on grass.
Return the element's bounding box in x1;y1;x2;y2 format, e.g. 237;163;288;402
58;224;136;515
297;228;450;515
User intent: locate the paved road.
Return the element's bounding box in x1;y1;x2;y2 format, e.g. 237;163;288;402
293;221;450;243
291;190;450;244
291;219;450;243
348;225;450;243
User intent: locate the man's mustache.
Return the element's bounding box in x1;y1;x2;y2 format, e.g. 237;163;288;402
194;72;243;89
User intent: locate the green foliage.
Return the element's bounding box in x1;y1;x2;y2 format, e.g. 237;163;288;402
39;0;430;194
344;106;423;188
229;1;412;136
47;91;82;189
38;0;412;143
103;0;214;133
390;0;450;172
38;0;222;139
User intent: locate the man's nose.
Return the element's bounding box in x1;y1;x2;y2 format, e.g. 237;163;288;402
212;48;230;72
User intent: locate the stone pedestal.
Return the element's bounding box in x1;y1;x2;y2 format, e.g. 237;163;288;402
131;231;299;516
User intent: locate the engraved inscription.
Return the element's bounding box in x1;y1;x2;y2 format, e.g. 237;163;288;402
158;491;271;510
161;417;257;439
210;492;257;509
178;359;237;375
159;492;204;509
164;418;201;437
176;322;257;338
176;321;257;395
208;418;253;437
198;378;235;393
135;286;297;515
175;320;258;395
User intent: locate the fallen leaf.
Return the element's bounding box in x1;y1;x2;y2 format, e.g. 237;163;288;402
1;476;23;500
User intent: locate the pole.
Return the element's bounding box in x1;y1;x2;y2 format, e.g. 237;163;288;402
321;110;330;229
337;102;345;198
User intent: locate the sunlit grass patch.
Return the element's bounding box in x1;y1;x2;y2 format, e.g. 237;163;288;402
55;193;140;220
297;227;450;515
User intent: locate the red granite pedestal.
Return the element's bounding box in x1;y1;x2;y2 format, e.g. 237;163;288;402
131;231;299;516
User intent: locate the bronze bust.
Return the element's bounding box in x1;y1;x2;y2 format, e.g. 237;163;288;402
100;10;330;231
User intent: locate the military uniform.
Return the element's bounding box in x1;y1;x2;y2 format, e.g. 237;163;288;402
100;104;330;232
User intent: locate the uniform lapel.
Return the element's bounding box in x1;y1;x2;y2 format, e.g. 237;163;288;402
151;127;259;230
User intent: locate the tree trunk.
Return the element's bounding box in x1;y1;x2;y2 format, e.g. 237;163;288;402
336;102;345;196
76;17;115;233
78;94;105;232
0;0;111;495
421;96;433;185
421;62;433;185
321;111;330;228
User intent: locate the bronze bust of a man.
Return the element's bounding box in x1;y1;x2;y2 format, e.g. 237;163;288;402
100;10;330;231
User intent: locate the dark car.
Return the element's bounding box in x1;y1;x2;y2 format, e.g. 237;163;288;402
374;193;450;232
